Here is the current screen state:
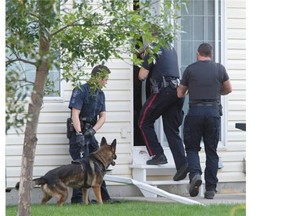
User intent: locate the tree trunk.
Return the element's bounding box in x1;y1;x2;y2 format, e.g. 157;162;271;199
17;2;50;215
17;58;50;216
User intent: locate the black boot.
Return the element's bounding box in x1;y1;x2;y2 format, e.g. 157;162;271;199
173;163;189;181
146;154;168;165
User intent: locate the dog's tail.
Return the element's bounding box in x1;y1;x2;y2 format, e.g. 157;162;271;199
33;177;47;186
15;177;47;190
15;182;20;190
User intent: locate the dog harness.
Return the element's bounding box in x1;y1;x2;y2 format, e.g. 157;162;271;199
72;157;106;188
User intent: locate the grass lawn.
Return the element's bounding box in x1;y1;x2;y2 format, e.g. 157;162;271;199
6;201;246;216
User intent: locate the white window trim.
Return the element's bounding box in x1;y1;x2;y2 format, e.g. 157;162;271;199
132;0;228;150
169;0;228;148
219;0;227;148
43;67;65;102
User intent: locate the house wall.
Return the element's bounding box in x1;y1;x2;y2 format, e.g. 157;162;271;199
5;56;134;188
216;0;246;183
5;0;246;191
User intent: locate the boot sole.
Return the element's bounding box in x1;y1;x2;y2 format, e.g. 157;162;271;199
146;161;168;165
189;177;202;197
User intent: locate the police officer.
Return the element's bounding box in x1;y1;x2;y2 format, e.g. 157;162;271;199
68;65;118;204
177;43;232;199
138;41;189;181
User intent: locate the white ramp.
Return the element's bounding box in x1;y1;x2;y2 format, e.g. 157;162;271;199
104;175;204;205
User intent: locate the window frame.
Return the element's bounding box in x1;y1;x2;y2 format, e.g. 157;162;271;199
169;0;227;147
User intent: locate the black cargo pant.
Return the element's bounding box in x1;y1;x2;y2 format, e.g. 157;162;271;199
69;133;111;203
138;86;187;170
183;105;220;191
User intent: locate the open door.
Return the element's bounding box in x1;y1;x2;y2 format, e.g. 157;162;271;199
133;64;145;146
133;0;166;147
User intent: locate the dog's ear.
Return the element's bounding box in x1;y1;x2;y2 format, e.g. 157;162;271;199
100;137;107;146
111;139;116;151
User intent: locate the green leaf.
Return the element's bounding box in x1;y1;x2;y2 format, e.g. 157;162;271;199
6;0;183;131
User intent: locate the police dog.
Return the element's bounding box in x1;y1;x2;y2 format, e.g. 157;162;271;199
16;137;117;206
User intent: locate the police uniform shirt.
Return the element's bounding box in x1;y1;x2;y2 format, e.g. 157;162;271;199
142;45;180;81
180;60;229;103
69;83;106;122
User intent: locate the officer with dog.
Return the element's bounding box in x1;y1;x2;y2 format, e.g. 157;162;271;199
137;34;189;181
67;65;119;204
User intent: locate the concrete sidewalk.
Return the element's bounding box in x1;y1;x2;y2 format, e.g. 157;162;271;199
6;187;245;206
118;193;246;205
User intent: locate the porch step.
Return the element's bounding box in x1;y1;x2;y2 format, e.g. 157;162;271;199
145;180;189;186
130;163;204;198
130;147;229;198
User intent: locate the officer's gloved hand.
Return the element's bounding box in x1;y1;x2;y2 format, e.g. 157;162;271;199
84;128;96;137
75;132;85;147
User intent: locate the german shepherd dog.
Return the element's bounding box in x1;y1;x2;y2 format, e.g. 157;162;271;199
16;137;117;206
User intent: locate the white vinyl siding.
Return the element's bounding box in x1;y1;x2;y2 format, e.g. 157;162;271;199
5;56;134;188
217;0;246;183
5;0;246;189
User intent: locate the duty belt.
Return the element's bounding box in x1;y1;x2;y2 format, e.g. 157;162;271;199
161;76;179;88
80;116;96;125
150;76;179;94
79;117;95;133
80;117;92;123
189;100;219;108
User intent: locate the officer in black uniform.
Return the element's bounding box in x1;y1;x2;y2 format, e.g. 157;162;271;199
177;43;232;199
67;65;118;204
138;43;189;181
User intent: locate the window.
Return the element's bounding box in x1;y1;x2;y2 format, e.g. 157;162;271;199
133;0;224;147
6;1;61;99
175;0;224;145
179;0;221;70
6;54;61;98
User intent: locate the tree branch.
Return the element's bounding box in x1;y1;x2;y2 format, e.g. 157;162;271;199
6;46;37;67
6;58;36;67
50;3;108;38
50;20;79;37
